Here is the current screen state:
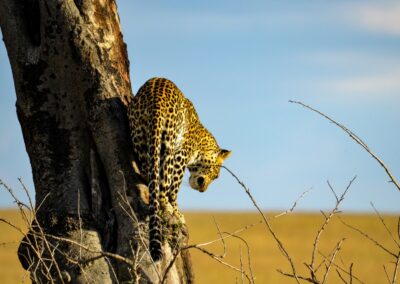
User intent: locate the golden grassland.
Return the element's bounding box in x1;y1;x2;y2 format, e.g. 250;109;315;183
0;209;398;283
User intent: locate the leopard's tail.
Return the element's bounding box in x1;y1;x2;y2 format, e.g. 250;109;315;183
148;118;163;261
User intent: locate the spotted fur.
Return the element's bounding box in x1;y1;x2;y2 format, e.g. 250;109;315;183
128;77;231;261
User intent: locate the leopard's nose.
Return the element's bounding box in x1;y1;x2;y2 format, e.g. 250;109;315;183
197;176;205;187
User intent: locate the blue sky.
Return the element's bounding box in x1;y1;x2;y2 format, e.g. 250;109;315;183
1;1;399;212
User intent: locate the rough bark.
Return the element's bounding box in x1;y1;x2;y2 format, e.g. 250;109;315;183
0;0;194;283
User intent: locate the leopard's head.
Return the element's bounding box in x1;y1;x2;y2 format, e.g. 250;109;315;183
188;149;231;192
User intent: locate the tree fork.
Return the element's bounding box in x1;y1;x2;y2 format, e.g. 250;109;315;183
0;0;194;282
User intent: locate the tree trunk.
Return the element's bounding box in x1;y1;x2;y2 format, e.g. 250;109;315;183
0;0;194;283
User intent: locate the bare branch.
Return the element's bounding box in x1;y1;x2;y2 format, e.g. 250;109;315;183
18;178;34;213
239;246;244;284
184;245;253;282
392;252;400;284
42;233;134;267
277;269;314;282
327;181;339;203
310;177;356;277
223;165;301;284
289;100;400;192
321;239;345;284
187;220;262;249
0;218;26;236
384;265;392;284
315;240;346;274
370;202;400;248
349;263;354;284
339;217;397;257
226;233;256;283
336;269;348;284
273;188;311;219
212;216;227;258
318;252;364;284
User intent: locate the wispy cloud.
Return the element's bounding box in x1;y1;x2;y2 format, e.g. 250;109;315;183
350;3;400;36
305;51;400;66
328;73;400;95
122;10;269;35
121;3;338;36
301;50;400;102
315;72;400;104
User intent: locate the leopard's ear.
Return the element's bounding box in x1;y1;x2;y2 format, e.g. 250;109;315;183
218;149;231;162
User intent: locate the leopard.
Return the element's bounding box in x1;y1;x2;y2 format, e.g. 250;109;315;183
128;77;231;261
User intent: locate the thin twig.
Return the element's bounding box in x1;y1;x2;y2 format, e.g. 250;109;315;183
276;269;314;282
309;177;356;278
239;246;244;284
289;100;400;192
184;245;253;282
318;252;364;284
392;252;400;284
223;165;301;284
339;217;397;257
349;263;354;284
336;269;347;284
43;233;134;266
314;240;344;274
18;177;34;215
0;218;26;235
212;216;227;258
321;238;345;284
227;233;256;283
273;188;311;218
187;220;262;249
370;202;400;248
384;265;392;284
